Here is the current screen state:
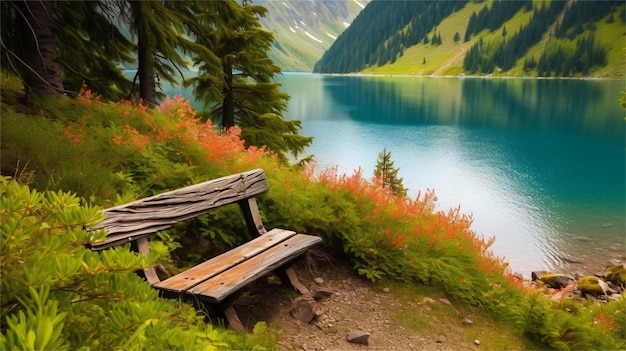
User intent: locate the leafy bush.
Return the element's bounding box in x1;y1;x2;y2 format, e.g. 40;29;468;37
0;177;275;350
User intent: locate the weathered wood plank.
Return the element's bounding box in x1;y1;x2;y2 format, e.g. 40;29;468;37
238;197;267;236
136;237;160;285
87;169;268;250
189;234;322;303
153;229;297;292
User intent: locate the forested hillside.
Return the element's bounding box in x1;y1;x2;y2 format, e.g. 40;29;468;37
314;0;468;72
314;0;625;78
257;0;369;71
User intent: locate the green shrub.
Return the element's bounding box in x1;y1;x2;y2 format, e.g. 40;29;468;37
0;177;275;350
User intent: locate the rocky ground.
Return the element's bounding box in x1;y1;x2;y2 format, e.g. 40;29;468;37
229;252;624;351
233;256;487;351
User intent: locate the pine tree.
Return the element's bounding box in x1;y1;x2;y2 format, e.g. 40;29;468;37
189;1;312;163
57;2;135;100
373;148;407;197
454;31;461;43
126;1;216;106
2;1;142;102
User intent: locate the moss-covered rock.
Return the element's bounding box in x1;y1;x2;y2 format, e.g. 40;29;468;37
605;265;625;286
577;276;606;297
534;272;574;289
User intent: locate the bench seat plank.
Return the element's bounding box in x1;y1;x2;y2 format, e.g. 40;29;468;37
189;234;322;303
153;228;297;293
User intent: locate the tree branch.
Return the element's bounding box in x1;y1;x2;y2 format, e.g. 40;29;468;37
11;1;48;71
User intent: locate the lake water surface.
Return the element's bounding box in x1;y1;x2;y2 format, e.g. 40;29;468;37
277;73;625;277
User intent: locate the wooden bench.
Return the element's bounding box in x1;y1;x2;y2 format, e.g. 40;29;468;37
86;168;322;331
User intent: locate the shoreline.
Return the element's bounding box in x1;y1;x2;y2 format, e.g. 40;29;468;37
283;71;625;81
507;242;626;281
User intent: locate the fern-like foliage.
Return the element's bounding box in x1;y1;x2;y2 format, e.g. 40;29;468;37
0;177;275;350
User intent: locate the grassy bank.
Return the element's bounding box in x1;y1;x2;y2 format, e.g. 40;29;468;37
1;76;624;350
365;1;625;78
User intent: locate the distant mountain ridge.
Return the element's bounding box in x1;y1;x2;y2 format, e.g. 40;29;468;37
257;0;369;72
313;0;625;78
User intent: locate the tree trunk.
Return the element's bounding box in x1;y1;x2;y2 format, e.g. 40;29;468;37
132;2;157;106
137;32;157;106
14;0;64;101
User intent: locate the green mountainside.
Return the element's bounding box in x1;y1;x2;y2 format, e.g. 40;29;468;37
313;0;625;78
257;0;370;72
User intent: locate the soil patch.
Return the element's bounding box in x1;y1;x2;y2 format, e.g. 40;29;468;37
232;257;479;351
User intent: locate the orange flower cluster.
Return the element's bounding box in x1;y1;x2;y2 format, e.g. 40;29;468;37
66;87;271;171
112;124;151;152
305;162;505;277
594;311;617;332
62;119;86;144
77;81;100;107
157;95;270;171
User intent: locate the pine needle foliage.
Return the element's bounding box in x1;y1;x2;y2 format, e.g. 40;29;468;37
373;147;407;197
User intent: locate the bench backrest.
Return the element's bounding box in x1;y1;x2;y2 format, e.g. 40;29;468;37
87;169;269;251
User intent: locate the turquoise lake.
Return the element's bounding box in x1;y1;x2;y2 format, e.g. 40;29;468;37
275;73;625;277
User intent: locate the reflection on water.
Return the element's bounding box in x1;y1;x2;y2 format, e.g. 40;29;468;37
280;73;625;277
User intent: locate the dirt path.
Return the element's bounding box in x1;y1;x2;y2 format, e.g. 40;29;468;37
233;259;479;351
432;48;466;76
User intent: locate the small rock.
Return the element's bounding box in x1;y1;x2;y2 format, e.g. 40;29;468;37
290;296;317;323
438;298;452;306
313;289;333;301
578;276;609;297
531;271;549;281
606;264;626;285
436;334;446;344
474;339;481;345
383;287;390;293
347;330;370;345
314;277;325;285
422;297;436;304
462;317;474;326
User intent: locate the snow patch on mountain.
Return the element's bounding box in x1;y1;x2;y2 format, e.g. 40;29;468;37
303;31;323;43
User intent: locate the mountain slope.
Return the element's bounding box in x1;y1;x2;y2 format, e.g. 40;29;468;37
314;0;625;78
257;0;369;72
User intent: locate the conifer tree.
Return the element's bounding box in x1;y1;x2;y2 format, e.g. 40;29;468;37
56;1;135;100
189;0;312;162
374;148;407;197
126;1;217;106
454;32;461;43
2;1;137;102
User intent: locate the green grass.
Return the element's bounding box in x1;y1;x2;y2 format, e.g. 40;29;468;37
591;9;626;78
386;281;545;350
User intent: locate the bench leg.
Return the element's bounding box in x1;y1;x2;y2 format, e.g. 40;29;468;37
223;305;245;332
276;265;309;295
